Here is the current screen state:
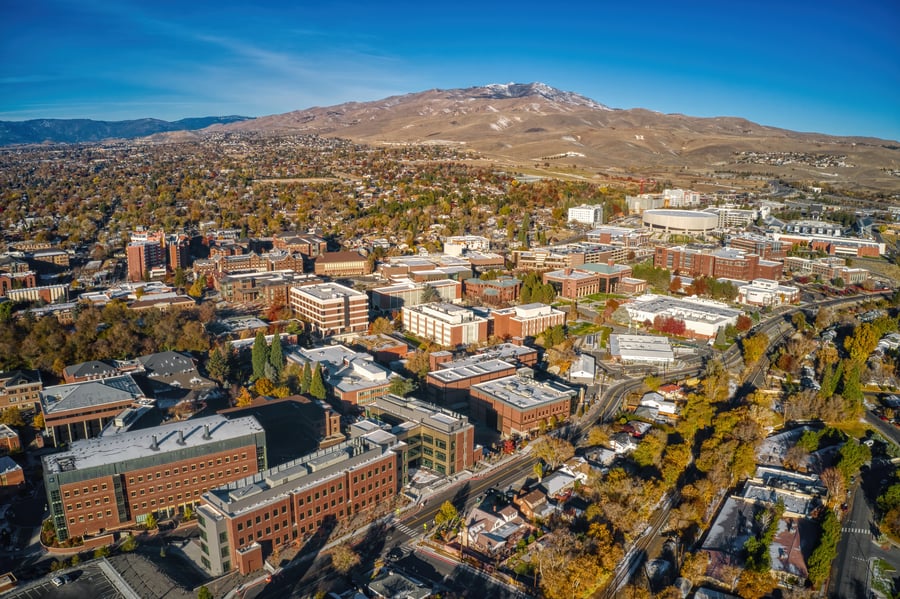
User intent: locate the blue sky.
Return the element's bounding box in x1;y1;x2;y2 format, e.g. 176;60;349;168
2;0;899;140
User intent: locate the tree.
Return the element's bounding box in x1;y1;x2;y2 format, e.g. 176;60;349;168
815;307;833;331
808;510;840;586
174;267;187;289
820;468;846;507
742;332;769;366
0;407;24;427
187;275;206;299
837;439;871;482
32;411;44;429
121;534;137;552
735;314;753;332
253;377;275;397
145;512;157;530
668;276;682;294
251;331;269;381
236;387;254;407
370;317;394;335
532;437;575;470
791;311;807;330
207;346;232;385
309;362;326;399
388;377;416;397
268;334;284;379
300;362;311;393
183;505;193;521
93;545;111;559
434;500;459;529
197;586;213;599
329;544;360;575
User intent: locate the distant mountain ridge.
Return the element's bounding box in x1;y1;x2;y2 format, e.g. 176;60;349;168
0;115;251;145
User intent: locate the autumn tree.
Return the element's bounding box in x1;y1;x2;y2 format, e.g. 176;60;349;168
532;437;575;470
236;387;254;407
388;377;416;397
434;500;460;530
329;544;360;575
741;332;769;366
0;407;24;427
370;317;394;335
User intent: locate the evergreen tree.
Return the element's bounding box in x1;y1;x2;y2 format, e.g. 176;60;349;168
251;331;269;382
269;334;284;378
309;362;326;399
300;362;311;393
207;346;231;384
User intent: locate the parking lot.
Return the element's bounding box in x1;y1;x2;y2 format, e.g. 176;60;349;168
6;563;124;599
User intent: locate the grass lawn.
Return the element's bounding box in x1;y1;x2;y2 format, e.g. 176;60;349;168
582;292;627;302
872;558;897;598
568;322;604;336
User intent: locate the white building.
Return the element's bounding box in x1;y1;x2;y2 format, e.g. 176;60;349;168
737;279;800;307
625;294;741;340
663;188;701;207
401;303;488;347
444;235;491;255
608;334;675;365
567;204;604;226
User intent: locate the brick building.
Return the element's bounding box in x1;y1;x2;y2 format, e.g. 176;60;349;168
196;430;401;575
0;370;42;411
289;283;369;338
126;241;166;282
462;277;522;305
43;415;266;541
542;268;603;299
41;375;147;446
313;251;372;277
0;424;21;453
654;246;782;282
0;456;24;488
490;303;566;339
272;233;327;258
469;371;576;437
426;359;517;406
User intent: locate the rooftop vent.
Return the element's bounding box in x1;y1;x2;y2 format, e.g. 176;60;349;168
203;424;211;440
177;430;186;445
150;435;159;451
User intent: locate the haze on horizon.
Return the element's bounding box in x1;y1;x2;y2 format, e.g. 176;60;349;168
2;0;899;141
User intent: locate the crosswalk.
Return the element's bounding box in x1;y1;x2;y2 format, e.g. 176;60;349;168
842;527;872;535
392;521;419;537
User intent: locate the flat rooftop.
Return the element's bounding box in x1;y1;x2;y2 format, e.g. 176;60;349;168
471;374;576;410
428;359;515;384
43;415;263;474
292;282;365;300
370;394;470;433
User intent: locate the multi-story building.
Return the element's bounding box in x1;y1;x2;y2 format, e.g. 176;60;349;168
290;345;394;409
426;359;518;406
401;303;488;348
370;280;461;313
272;233;327;258
490;303;566;339
469;371;576;437
771;230;885;257
0;271;37;296
0;456;24;487
462;277;522;306
30;249;70;269
197;430;401;575
126;241;166;282
0;369;42;411
624;294;741;340
289;283;369;338
43;415;266;541
727;234;788;261
313;251;372;277
363;394;478;477
608;334;675;365
5;284;68;305
0;423;21;453
513;243;624;271
654;246;782;282
444;235;491;254
737;279;800;307
783;256;870;284
663;188;701;207
586;226;651;248
352;334;410;366
41;375;148;446
705;207;758;229
567;204;604;226
216;271;318;306
542;268;603;299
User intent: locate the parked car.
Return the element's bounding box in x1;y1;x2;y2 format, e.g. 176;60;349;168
51;573;72;587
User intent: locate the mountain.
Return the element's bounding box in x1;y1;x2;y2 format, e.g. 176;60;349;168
213;82;899;192
0;115;251;145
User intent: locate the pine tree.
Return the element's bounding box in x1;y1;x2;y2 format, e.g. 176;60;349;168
300;362;311;393
269;333;284;378
207;346;231;384
251;331;269;382
309;362;326;399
